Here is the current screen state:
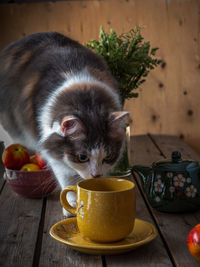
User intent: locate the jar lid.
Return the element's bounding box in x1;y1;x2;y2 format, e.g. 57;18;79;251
152;151;199;171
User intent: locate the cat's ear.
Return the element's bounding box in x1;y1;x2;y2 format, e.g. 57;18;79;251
61;116;85;140
108;111;130;139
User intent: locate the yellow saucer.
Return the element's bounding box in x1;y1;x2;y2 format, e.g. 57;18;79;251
50;218;158;255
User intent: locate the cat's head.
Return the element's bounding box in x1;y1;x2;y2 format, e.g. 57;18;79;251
43;111;129;179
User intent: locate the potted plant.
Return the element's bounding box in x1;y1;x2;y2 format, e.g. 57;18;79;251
86;26;161;175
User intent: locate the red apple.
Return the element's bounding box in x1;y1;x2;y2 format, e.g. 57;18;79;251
30;155;39;165
2;144;30;170
187;224;200;261
35;152;47;169
20;163;41;171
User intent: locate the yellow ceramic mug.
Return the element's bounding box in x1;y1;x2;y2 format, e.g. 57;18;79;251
60;177;136;242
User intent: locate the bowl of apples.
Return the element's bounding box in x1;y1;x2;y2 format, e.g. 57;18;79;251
2;144;57;198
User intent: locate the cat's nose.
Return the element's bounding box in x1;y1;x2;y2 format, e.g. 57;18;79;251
91;174;101;178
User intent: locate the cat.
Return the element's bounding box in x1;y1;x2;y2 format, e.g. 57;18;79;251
0;32;129;213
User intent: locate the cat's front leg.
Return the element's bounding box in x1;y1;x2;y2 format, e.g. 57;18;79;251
53;170;79;218
61;174;83;217
62;182;84;218
45;156;82;217
62;191;77;218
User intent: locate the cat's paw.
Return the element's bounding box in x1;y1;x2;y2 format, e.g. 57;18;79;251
3;172;7;180
62;193;77;218
63;192;76;218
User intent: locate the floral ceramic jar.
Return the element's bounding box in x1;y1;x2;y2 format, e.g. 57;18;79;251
132;152;200;213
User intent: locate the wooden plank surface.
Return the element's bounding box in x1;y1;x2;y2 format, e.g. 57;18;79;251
132;135;200;266
129;135;163;166
0;183;43;267
151;134;200;162
0;171;5;193
39;190;103;267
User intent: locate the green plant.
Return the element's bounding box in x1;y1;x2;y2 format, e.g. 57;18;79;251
86;26;161;103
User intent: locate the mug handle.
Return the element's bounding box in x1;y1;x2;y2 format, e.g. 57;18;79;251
60;186;77;216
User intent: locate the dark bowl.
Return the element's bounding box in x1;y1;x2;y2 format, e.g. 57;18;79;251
5;167;57;198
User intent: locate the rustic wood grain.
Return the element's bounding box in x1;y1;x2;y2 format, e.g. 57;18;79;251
132;135;200;266
124;0;200;155
39;189;103;267
129;135;163;166
0;183;43;267
150;134;200;162
0;172;5;192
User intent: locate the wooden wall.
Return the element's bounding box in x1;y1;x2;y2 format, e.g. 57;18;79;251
0;0;200;154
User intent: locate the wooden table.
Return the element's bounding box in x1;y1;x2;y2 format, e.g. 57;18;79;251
0;135;200;267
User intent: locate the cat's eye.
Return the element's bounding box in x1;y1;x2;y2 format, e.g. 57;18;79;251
77;154;89;163
103;154;113;163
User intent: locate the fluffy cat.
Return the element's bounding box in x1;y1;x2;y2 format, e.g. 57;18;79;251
0;32;128;198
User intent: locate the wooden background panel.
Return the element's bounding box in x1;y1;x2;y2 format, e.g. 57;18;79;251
0;0;199;154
